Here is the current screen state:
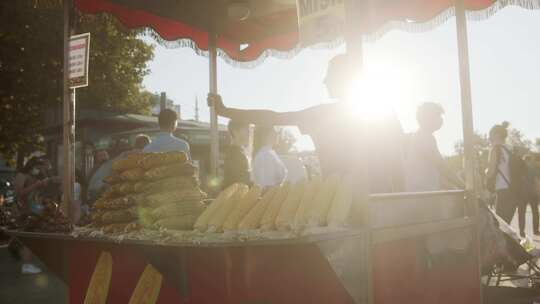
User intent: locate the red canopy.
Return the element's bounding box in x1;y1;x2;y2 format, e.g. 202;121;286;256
74;0;538;64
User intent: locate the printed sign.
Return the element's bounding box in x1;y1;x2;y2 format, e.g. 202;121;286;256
69;33;90;88
296;0;345;47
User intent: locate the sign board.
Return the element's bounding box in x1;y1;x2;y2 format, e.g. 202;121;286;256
69;33;90;88
296;0;345;47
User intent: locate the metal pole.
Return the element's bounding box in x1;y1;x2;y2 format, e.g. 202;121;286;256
455;2;483;303
455;0;476;213
208;31;219;182
62;0;74;218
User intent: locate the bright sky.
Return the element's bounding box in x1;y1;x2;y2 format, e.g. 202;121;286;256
143;7;540;155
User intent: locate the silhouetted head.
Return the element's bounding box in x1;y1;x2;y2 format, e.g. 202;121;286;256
416;102;444;133
158;109;178;132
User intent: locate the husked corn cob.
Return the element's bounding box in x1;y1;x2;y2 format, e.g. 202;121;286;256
140;151;188;170
141;176;199;194
207;184;249;232
144;189;206;208
275;180;307;231
144;162;197;181
128;264;162;304
121;168;146;182
151;201;205;220
110;182;136;196
327;174;354;227
154;214;199;230
193;184;239;232
138;207;156;228
305;174;341;227
101;207;138;224
84;251;113;304
223;186;262;231
112;153;144;172
237;187;278;230
293;176;322;229
260;183;290;231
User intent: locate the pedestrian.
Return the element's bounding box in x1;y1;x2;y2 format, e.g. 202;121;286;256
403;102;464;191
486;122;529;236
522;155;539;235
87;149;109;181
223;120;251;189
143;109;191;157
251;125;287;188
134;134;151;151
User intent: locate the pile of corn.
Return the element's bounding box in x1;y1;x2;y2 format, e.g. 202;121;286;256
90;151;207;233
194;174;354;233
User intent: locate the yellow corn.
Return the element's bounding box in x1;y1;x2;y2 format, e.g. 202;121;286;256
327;174;354;227
84;251;113;304
112;153;144;172
237;187;278;230
193;183;239;232
128;264;163;304
305;174;341;227
140;151;188;170
120;168;146;182
144;189;206;208
275;180;307;231
151;201;205;220
207;184;249;232
259;183;290;231
223;185;262;231
293;176;322;230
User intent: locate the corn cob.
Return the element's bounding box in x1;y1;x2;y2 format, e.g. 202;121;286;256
327;174;354;227
151;201;205;220
223;186;262;231
140;151;188;170
260;183;290;231
128;264;162;304
193;183;239;232
305;174;341;227
121;168;146;182
110;182;136;196
144;163;197;181
207;184;249;232
144;189;206;208
101;207;138;224
293;176;322;229
237;187;278;230
112;153;144;172
138;207;156;228
84;251;112;304
102;222;139;234
154;214;199;230
140;176;199;194
275;180;307;231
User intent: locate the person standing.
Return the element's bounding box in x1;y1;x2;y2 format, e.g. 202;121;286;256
486;122;527;235
251;125;287;188
143;109;191;157
403;103;464;192
522;155;540;235
223;120;251;189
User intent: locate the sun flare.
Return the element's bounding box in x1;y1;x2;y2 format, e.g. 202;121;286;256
345;62;414;122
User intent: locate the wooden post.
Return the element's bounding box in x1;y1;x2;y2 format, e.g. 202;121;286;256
160;92;167;111
62;0;74;218
455;0;477;215
208;31;219;183
455;1;483;303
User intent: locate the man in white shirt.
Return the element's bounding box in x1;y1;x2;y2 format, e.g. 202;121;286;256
143;109;191;158
404;103;464;192
251;125;287;188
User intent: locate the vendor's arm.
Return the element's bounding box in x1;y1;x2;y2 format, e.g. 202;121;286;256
486;148;499;180
208;93;313;126
14;174;47;198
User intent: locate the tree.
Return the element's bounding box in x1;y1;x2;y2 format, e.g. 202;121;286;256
0;1;154;164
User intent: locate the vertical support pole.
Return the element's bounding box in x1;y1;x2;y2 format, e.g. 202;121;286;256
455;0;477;214
62;0;73;219
160;92;167;111
208;31;219;184
455;2;483;302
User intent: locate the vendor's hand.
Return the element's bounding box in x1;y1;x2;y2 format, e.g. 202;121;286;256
207;93;225;114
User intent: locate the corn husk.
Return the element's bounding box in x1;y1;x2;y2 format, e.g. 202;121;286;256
223;186;262;231
293;176;322;229
193;184;239;232
275;180;307;231
128;264;162;304
84;251;112;304
327;174;354;227
260;183;290;231
237;187;278;230
207;184;249;232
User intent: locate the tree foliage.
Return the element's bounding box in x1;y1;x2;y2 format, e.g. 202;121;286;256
0;1;154;163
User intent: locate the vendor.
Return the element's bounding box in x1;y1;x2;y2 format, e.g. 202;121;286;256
143;109;191;158
208;54;404;194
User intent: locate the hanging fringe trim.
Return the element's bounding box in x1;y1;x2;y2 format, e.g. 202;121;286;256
83;0;540;68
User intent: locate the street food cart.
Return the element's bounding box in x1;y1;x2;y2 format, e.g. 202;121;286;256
9;0;540;303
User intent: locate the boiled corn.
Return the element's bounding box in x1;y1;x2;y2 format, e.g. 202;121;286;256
193;183;239;232
237;187;278;230
260;183;290;231
223;185;262;231
275;180;306;231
